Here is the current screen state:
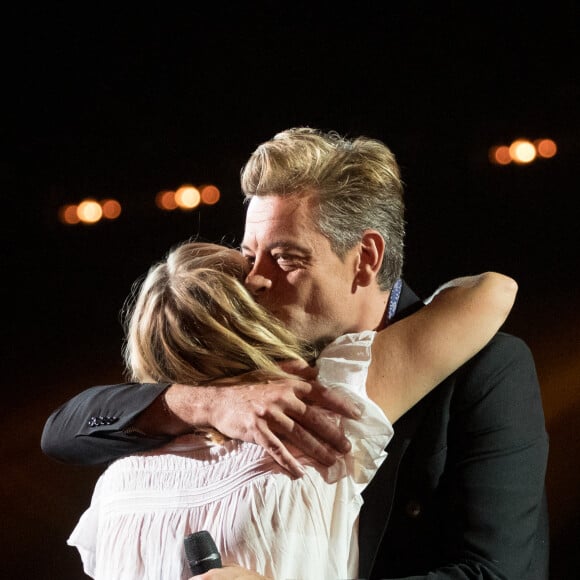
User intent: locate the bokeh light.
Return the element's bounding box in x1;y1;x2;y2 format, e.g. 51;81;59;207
59;204;80;225
59;182;222;225
489;137;557;166
77;199;103;224
509;139;536;164
175;185;201;210
535;138;558;159
155;190;178;210
200;185;221;205
100;199;122;219
489;145;512;165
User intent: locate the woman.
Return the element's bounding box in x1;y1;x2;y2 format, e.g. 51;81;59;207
68;241;517;580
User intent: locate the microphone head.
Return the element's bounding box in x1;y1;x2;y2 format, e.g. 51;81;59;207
184;530;223;575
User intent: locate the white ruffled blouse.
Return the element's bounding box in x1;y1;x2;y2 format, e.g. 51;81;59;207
68;331;393;579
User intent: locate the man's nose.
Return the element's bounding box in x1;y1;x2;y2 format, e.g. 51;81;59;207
245;271;273;295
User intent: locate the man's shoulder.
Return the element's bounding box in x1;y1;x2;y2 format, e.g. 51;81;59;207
446;330;541;411
462;331;535;374
400;331;545;454
405;331;539;417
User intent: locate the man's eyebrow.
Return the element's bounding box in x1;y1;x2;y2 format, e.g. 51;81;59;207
241;240;310;254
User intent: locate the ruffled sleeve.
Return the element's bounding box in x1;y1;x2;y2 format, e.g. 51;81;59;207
316;331;393;489
67;474;105;577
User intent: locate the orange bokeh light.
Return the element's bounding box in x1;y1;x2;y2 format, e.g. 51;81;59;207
77;199;103;224
489;136;557;167
508;139;536;164
175;185;201;210
59;204;80;224
200;185;220;205
155;190;178;210
100;199;122;219
489;145;512;165
535;138;557;159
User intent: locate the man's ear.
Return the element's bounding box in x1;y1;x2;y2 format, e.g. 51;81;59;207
355;230;385;287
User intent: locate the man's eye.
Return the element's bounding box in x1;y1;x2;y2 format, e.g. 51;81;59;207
274;254;303;268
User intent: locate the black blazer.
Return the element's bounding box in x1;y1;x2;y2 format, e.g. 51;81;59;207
41;282;549;579
358;283;549;579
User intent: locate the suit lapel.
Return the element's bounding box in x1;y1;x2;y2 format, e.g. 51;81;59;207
358;281;427;578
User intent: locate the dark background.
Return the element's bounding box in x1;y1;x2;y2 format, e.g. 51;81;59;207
3;3;579;578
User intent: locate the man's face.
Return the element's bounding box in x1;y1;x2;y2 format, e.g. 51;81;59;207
241;193;362;347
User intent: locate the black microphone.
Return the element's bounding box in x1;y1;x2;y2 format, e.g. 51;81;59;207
184;530;223;575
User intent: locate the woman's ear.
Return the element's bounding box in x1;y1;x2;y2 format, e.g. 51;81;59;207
355;230;385;287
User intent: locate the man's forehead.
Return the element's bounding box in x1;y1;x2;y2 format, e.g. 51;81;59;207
243;195;313;238
245;194;307;221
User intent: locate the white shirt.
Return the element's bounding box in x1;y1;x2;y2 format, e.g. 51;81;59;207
68;331;393;580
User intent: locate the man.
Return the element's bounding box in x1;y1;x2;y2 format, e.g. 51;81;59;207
42;128;549;578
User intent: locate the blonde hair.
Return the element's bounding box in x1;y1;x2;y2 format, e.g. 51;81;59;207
241;127;406;289
123;241;310;388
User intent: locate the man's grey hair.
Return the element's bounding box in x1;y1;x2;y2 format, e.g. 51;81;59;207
240;127;405;290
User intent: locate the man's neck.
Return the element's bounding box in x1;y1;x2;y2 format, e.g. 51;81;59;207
349;285;392;333
357;278;402;332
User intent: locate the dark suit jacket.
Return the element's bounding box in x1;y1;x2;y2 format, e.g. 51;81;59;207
41;282;549;579
358;283;549;579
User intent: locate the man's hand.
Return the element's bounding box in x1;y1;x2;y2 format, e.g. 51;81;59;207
189;565;269;579
159;363;362;477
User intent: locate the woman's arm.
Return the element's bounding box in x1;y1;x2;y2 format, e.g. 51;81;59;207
367;272;517;422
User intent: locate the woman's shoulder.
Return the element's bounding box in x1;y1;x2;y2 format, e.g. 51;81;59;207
315;330;377;399
319;330;377;358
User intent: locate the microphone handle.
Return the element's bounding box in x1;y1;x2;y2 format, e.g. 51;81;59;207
184;530;223;575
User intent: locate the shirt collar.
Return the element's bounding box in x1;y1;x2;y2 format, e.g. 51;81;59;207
386;278;403;322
